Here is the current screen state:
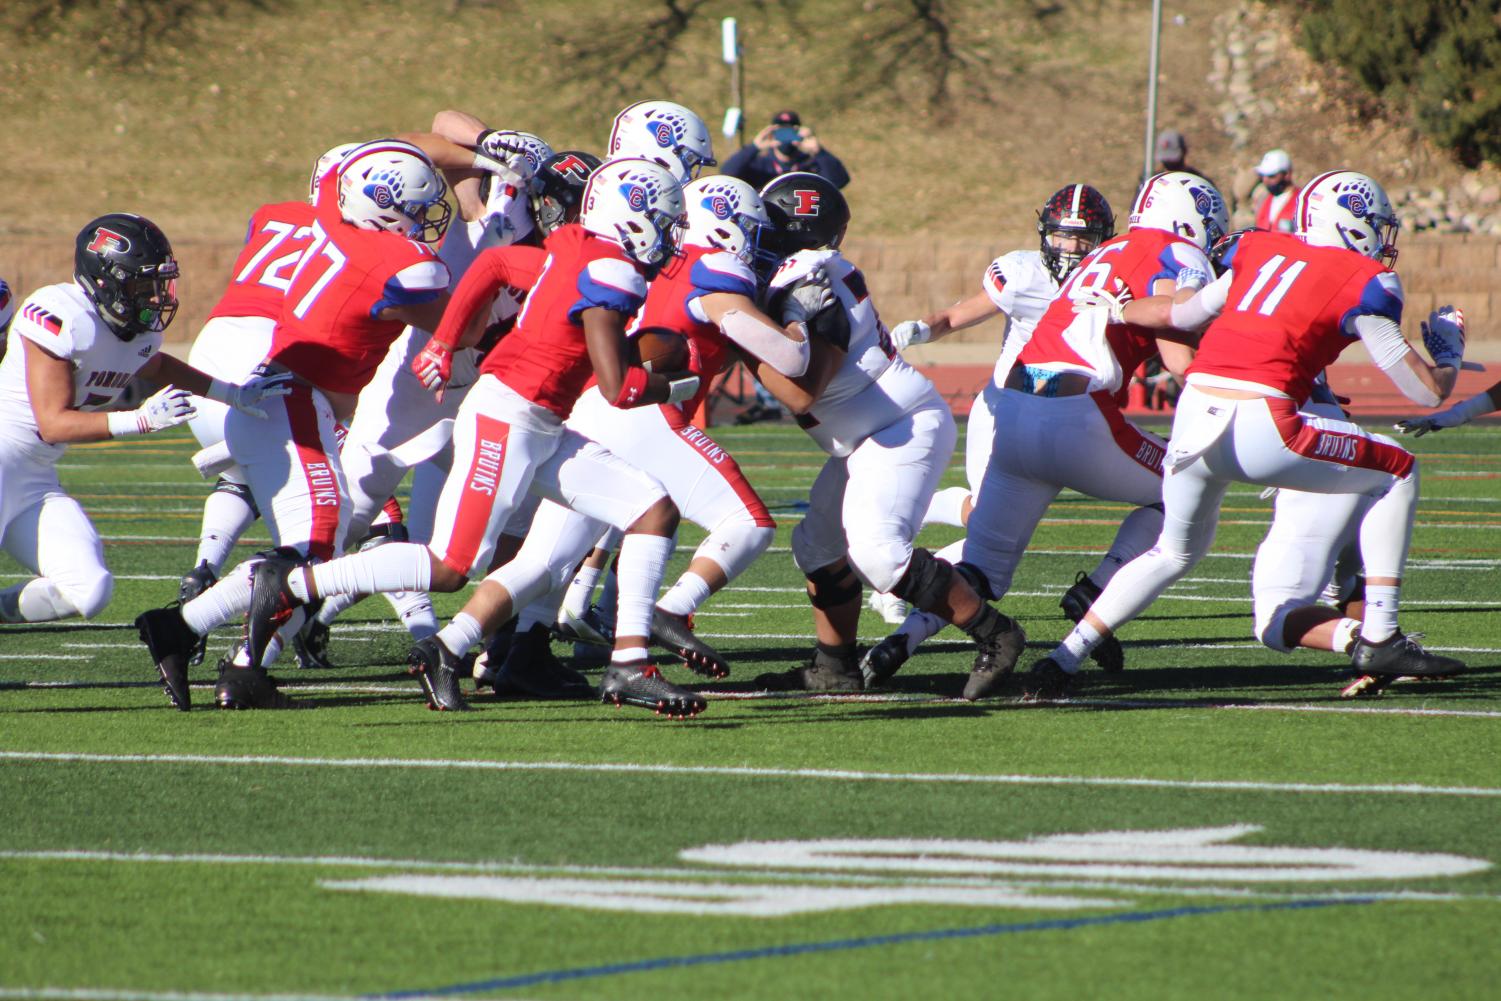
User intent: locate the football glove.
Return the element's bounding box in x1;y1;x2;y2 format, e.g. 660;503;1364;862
1421;305;1466;369
108;385;196;437
1071;283;1132;324
890;320;932;351
215;370;295;419
778;267;835;326
1394;391;1495;437
476;131;538;185
411;339;454;400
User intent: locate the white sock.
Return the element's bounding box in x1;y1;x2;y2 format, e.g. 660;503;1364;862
615;533;673;641
0;578;79;623
923;486;970;528
897;609;946;655
260;607;305;667
1331;617;1361;655
1360;585;1400;644
195;490;257;573
181;561;255;635
656;571;713;618
316;591;360;626
304;543;432;600
1053;620;1102;672
436;612;484;657
561;564;602;619
1092;504;1164;588
389;591;439;640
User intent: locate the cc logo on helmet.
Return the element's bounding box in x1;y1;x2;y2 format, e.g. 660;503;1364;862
366;183;395;209
86;227;131;255
650;120;676;147
704;194;733;220
1190;187;1213;215
1338;192;1369;218
792;189;820;216
620;182;650;211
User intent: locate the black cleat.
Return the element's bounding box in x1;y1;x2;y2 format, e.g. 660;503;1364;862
599;660;706;717
135;607;198;711
651;608;729;679
407;637;471;711
860;633;912;688
1343;632;1464;699
961;605;1027;701
214;662;294;709
177;562;217;667
493;623;593;699
246;552;303;671
291;614;336;671
1059;572;1124;673
755;645;863;692
1021;656;1078;702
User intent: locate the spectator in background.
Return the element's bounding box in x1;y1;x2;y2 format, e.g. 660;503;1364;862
1154;129;1216;190
722;110;850;191
1253;148;1299;232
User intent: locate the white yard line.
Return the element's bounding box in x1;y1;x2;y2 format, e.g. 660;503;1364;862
2;750;1496;798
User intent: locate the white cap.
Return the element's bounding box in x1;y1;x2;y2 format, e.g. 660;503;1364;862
1256;149;1292;176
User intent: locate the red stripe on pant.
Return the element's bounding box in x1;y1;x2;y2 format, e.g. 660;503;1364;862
662;405;776;528
285;386;341;561
441;414;511;577
380;495;404;525
1266;398;1415;478
1090;391;1165;476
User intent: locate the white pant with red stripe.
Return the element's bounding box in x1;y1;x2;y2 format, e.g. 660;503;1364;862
793;397;956;593
962;389;1166;599
1083;382;1418;635
186;315;275;483
427;374;666;578
226;382;348;561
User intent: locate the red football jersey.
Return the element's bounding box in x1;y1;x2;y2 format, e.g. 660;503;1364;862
481;224;649;418
1019;229;1211;390
268;217;449;395
207;201;318;322
1188;231;1401;403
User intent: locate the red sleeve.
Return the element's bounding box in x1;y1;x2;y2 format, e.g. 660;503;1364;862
429;245;546;349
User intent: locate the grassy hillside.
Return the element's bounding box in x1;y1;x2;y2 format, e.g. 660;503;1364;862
2;0;1491;247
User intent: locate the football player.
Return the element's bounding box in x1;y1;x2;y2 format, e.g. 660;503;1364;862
241;158;708;717
747;173;1026;693
864;183;1118;672
1030;170;1466;700
135;140;455;710
1;215;287;628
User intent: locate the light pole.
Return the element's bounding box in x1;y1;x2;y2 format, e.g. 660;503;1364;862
1143;0;1162;186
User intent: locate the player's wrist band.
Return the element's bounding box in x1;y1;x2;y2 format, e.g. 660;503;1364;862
611;367;651;408
106;410;148;437
204;378;232;405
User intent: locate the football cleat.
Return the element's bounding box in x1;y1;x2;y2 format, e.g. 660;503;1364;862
471;625;514;690
651;608;730;679
1021;657;1079;702
755;646;863;692
554;604;614;647
859;633;912;688
961;606;1027;701
1343;632;1464;699
599;660;706;718
867;590;909;626
1059;572;1124;673
214;663;294;710
177;561;217;667
245;551;303;671
407;637;471;712
135;606;198;711
493;623;593;699
291;615;336;671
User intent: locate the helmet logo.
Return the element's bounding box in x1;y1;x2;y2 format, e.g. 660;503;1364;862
551;154;591;181
621;182;650;211
1190;187;1213;216
649;120;676;147
1338;191;1369;218
792;189;821;216
705;194;733;219
86;227;131;255
367;183;395;209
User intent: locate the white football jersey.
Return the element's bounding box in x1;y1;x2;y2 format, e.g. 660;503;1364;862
770;249;941;457
980;250;1059;386
0;282;162;460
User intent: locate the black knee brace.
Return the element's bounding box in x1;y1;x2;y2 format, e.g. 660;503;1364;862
357;522;409;550
954;560;995;602
805;561;861;610
213;477;260;519
890;547;954;610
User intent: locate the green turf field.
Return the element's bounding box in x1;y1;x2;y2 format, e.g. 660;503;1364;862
3;422;1498;1000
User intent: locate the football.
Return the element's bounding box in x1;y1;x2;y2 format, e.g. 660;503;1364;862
632;325;690;373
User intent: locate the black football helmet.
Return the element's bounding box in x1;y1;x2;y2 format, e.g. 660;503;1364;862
1209;227;1255;277
74;213;179;340
1037;184;1115;282
529;150;603;236
759;172;850;264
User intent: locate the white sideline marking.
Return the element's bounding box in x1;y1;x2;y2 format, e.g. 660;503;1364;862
2;751;1497;798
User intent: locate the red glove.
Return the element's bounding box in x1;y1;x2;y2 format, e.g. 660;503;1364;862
412;339;454;402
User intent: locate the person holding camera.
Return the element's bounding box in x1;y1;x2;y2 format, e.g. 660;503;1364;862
722;110;850;191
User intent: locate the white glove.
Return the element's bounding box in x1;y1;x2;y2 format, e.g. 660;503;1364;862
476;130;538;186
666;375;701;405
779;267;835;325
107;385;196;437
1071;283;1132;324
210;370;295;419
890;320;932;351
1422;305;1466;369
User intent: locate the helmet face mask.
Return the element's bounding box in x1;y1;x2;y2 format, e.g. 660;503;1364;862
758;172;850;268
74;213;180;341
1129;171;1228;253
579;157;687;267
607;100;716;183
1297;170;1399;267
528;150;602;236
682;176;771;265
1037;184;1115;282
337;141;452;243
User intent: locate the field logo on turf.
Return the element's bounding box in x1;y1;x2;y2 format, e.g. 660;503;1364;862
321;826;1489;917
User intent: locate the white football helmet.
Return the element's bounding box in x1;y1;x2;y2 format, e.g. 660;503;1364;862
308;142;362;202
337;140;452;242
1129;171;1229;252
579;157;686;267
1296;170;1399;266
606;100;716;183
682;176;770;265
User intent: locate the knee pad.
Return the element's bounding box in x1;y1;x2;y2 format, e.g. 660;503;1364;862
64;570;114;620
694;522;774;581
790;519;846;577
213;477;260;519
848;537;917;596
1254;600;1296;654
953;560;996;602
805;561;861;610
889;547;954;610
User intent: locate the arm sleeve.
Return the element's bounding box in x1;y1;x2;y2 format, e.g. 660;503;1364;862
1168;270;1231;330
1354;313;1440;407
428;245;545;349
718;309;810;377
